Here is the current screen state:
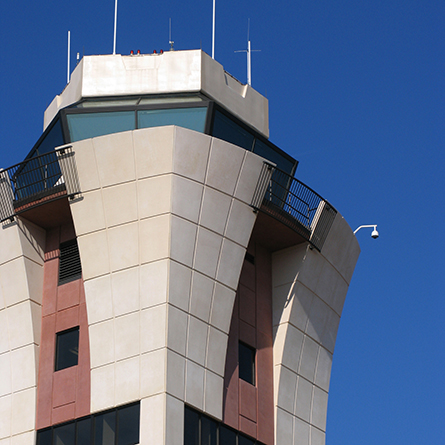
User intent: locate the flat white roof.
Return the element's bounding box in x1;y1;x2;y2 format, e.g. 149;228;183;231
44;50;269;138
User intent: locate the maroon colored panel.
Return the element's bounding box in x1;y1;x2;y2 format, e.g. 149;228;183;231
239;380;257;422
239;415;257;438
57;280;81;311
36;220;91;429
239;284;256;328
223;243;274;444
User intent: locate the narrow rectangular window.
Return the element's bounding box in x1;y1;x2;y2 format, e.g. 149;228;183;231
55;327;79;371
239;341;256;385
59;239;82;285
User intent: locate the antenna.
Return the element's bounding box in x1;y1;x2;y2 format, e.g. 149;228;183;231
235;19;260;86
113;0;118;54
169;18;174;51
67;31;71;84
212;0;215;58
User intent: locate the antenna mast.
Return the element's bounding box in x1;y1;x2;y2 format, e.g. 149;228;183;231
113;0;118;54
212;0;215;58
169;18;174;50
67;31;71;84
235;19;260;86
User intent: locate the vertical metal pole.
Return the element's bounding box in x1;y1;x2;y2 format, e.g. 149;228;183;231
212;0;215;59
113;0;118;55
67;31;70;83
247;40;251;86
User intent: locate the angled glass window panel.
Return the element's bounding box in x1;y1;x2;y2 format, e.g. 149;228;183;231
201;416;217;445
211;110;254;151
54;423;75;445
184;406;200;445
239;341;255;385
76;418;92;445
37;429;53;445
252;139;295;177
117;403;140;445
36;119;64;156
219;425;237;445
55;327;79;371
95;411;116;445
67;111;135;142
137;107;207;133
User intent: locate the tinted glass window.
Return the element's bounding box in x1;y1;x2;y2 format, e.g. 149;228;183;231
117;403;140;445
253;139;295;176
212;110;254;151
239;342;255;385
239;434;256;445
138;107;207;133
184;405;200;445
76;418;91;445
219;425;237;445
55;327;79;371
95;411;116;445
54;423;75;445
201;416;217;445
67;111;135;142
36;120;64;156
37;429;53;445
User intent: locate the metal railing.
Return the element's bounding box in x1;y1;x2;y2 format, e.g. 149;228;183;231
0;146;81;223
251;162;337;251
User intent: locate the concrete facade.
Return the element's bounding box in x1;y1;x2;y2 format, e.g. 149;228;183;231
0;50;360;445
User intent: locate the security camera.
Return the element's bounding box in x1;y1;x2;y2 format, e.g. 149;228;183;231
354;224;379;239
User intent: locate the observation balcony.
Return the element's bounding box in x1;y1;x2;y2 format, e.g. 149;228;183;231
251;163;337;251
0;146;81;226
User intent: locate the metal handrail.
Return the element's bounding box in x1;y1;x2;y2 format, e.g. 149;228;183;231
0;146;81;223
251;163;337;251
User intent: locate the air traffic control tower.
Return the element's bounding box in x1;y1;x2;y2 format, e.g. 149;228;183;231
0;50;360;445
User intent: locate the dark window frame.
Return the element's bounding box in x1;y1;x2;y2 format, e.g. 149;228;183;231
238;341;256;386
37;402;140;445
184;405;265;445
55;326;79;372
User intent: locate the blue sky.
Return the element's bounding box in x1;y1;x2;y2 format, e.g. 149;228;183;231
1;1;444;443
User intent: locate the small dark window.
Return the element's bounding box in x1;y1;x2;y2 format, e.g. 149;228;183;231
184;405;200;445
239;342;256;385
76;418;92;445
54;423;75;445
59;239;82;285
201;416;217;445
117;403;140;445
219;425;237;445
55;327;79;371
95;411;116;445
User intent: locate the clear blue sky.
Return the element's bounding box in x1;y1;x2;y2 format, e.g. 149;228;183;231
1;1;444;443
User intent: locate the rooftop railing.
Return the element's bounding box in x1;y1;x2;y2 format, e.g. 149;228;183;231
0;146;81;224
251;162;337;251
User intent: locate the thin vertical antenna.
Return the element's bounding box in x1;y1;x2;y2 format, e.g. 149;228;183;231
247;40;251;86
67;31;71;84
212;0;215;58
113;0;118;54
169;18;174;50
235;19;260;86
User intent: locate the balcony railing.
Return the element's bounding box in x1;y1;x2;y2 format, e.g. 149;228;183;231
0;146;81;224
251;162;337;251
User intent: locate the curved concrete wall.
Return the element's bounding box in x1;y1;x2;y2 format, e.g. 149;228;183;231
0;219;45;445
68;126;268;444
272;214;360;445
